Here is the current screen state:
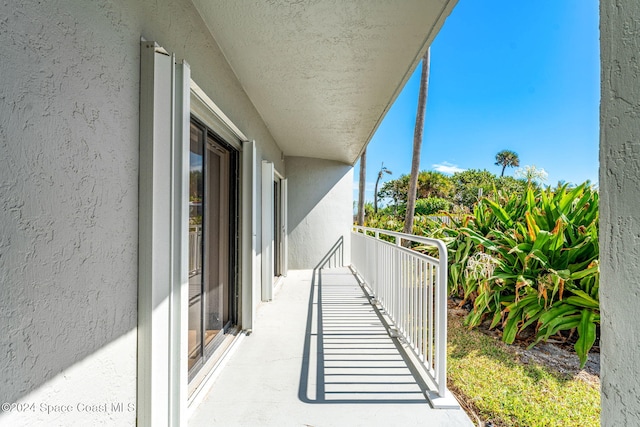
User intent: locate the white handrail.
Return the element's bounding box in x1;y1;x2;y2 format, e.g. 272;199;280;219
350;226;452;407
188;225;202;277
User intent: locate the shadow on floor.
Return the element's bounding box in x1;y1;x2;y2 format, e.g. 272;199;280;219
298;238;429;404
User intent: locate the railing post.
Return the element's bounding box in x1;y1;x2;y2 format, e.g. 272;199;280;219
436;241;448;399
394;236;401;327
372;230;378;294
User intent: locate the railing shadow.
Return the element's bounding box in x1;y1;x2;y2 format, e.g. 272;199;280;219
298;237;427;404
314;236;344;270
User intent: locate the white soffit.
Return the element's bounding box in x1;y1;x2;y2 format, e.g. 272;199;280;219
191;0;457;165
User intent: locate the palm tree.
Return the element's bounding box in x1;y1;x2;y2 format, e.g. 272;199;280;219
373;162;392;213
495;150;520;177
357;149;367;226
403;48;430;236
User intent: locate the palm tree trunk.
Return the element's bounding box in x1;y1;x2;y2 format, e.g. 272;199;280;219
501;164;506;177
403;48;430;236
374;170;381;214
357;149;367;226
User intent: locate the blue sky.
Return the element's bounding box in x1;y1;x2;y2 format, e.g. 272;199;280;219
355;0;600;204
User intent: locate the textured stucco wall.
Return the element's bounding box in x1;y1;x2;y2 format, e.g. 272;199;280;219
287;157;353;270
600;0;640;425
0;1;282;425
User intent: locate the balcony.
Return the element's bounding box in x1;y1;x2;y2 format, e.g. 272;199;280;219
189;228;472;426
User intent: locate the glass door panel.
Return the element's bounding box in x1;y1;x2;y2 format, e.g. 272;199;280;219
188;122;204;371
273;179;281;277
187;117;237;382
204;139;229;346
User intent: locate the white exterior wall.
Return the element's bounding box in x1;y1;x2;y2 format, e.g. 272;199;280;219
286;157;353;270
600;1;640;425
0;1;282;425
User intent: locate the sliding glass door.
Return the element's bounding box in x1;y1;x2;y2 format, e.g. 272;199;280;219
188;117;238;380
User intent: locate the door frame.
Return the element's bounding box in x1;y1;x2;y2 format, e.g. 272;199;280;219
273;171;287;278
261;164;287;302
187;117;240;386
139;41;258;427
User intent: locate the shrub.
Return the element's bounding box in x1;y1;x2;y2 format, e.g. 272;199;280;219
369;182;600;367
414;197;451;216
451;184;600;367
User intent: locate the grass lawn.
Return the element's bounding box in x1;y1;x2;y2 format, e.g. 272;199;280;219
447;312;600;427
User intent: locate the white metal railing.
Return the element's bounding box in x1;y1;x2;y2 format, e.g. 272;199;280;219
350;226;450;405
189;224;202;277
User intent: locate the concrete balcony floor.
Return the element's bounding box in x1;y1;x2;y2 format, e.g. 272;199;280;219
189;267;472;427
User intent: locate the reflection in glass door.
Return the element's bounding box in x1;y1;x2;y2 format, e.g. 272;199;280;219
273;180;279;278
188;118;238;380
188;122;204;373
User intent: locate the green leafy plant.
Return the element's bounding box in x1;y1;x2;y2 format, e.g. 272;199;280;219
455;183;599;367
362;182;600;367
415;197;452;216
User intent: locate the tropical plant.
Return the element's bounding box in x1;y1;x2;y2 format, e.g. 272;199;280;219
516;164;548;186
379;170;528;213
384;197;452;217
453;183;599;367
496;175;529;195
451;169;498;208
450;169;532;209
495;149;520;177
366;181;600;367
415;197;451;216
363;202;375;217
418;171;455;199
379;170;454;205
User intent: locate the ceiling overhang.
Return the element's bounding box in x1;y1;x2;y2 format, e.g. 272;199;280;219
191;0;457;165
